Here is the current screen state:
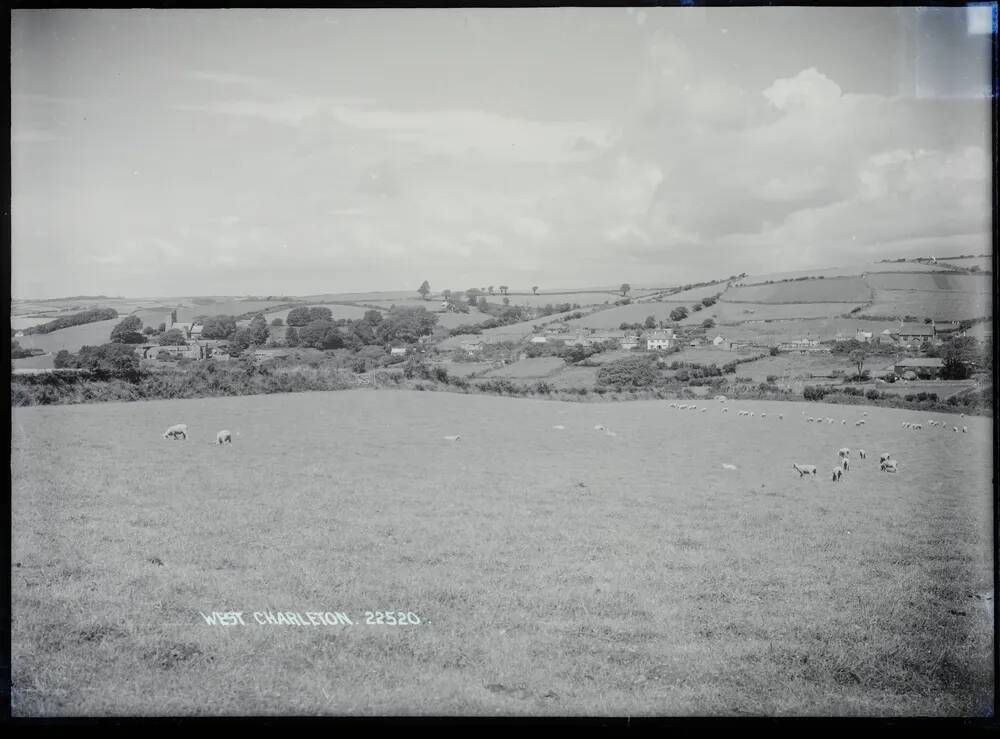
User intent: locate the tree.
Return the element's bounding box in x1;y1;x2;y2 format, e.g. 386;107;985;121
307;307;333;323
848;348;868;380
110;316;145;344
376;306;439;344
298;319;344;350
502;297;510;306
702;318;715;329
285;326;299;347
271;317;284;326
488;285;495;295
418;280;431;300
477;296;489;312
499;285;508;296
11;340;33;359
143;326;156;336
692;303;703;312
941;339;973;380
644;315;657;329
228;327;256;355
620;283;631;296
158;328;188;346
669;306;689;322
442;289;452;301
249;314;270;345
532;286;538;295
596;355;658;389
286;307;314;326
68;343;142;382
701;297;717;307
158;322;167;332
201;315;237;339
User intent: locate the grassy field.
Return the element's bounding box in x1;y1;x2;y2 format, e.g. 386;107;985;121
652;284;728;302
867;274;992;293
936;257;992;272
716;319;903;344
726;354;857;383
261;304;376;323
724;278;870;305
11;392;993;716
14;319;122;355
860;292;991;322
742;262;953;283
682;302;869;326
175;301;289;322
482;357;566;379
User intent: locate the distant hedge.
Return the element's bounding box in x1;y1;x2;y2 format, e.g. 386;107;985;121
22;307;118;335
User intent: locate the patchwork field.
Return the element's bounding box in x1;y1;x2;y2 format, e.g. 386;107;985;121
482;357;566;379
724;277;871;305
742;262;954;283
261;304;375;323
726;354;858;383
652;284;728;302
936;257;992;272
866;274;992;293
436;311;579;350
11;391;992;716
175;301;289;322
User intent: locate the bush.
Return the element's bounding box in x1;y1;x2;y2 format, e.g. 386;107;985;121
865;388;880;400
596;355;658;389
23;307;119;335
803;385;828;401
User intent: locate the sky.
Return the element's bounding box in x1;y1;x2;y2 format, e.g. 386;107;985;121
10;6;995;299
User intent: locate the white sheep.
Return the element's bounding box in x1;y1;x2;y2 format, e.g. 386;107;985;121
722;463;738;470
722;407;729;413
962;426;968;433
778;414;783;420
163;423;188;440
831;467;842;482
552;425;566;430
216;429;232;445
879;453;891;464
857;420;866;426
953;426;959;433
838;448;851;458
858;449;867;459
793;464;818;478
842;419;847;425
761;413;766;419
443;434;462;441
842;458;850;471
881;459;898;473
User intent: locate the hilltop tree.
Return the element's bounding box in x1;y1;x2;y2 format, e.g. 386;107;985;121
702;318;716;329
620;283;631;296
442;289;452;301
488;285;495;296
644;315;657;329
418;280;431;300
110;316;145;344
298;319;344;350
271;317;284;326
502;297;510;306
532;286;538;295
249;314;270;345
669;306;688;322
499;285;509;296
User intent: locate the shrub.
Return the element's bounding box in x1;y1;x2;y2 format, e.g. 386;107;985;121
865;388;880;400
803;385;828;401
596;355;659;389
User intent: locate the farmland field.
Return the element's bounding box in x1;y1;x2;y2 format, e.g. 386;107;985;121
680;302;869;326
860;292;991;322
716;319;903;344
261;304;375;323
866;273;992;293
11;391;992;716
13;319;122;355
651;284;728;302
936;257;992;272
175;300;289;322
724;277;870;304
725;354;857;383
742;262;955;283
436;311;579;350
13;354;57;370
482;357;566;379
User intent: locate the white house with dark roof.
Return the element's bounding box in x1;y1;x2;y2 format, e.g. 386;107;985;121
645;329;674;351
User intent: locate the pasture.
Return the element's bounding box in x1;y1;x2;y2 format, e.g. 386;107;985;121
860;292;991;322
724;277;871;305
741;262;953;283
727;354;858;383
11;391;992;716
482;357;566;379
13;319;121;356
866;273;992;294
261;304;375;323
175;300;289;322
681;302;869;326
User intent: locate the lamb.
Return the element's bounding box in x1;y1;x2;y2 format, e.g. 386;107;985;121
842;458;850;471
881;459;898;473
793;464;818;478
163;423;188;440
838;448;851;458
593;424;606;432
831;467;842;482
858;449;867;459
443;434;462;441
216;429;232;445
879;453;891;464
962;426;968;433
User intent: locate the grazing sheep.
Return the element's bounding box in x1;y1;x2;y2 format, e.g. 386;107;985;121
761;413;766;419
216;429;232;445
842;458;850;471
862;412;868;416
962;426;968;433
443;435;462;441
669;403;677;408
749;412;755;417
722;407;729;413
722;463;738;470
778;414;783;420
832;468;842;482
842;419;847;425
793;464;818;478
838;448;851;458
859;449;867;459
953;426;959;432
807;416;815;422
913;424;922;430
881;459;898;473
605;430;618;437
163;423;188;440
552;425;566;430
961;413;965;418
702;408;708;413
857;420;866;426
879;453;891;464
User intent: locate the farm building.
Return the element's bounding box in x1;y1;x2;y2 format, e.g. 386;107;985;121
893;357;944;377
856;329;874;342
389;346;408;356
253;348;291;360
893;322;935;347
645;329;674;351
621;334;641;350
778;337;822;352
712;335;727;347
876;329;897;346
933;322;964;339
529;336;548;344
459;341;484;353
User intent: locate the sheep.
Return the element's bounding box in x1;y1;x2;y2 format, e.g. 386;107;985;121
842;419;847;425
749;412;755;417
881;459;898;473
593;424;606;432
552;425;566;430
862;412;868;417
443;434;462;441
761;413;767;419
962;426;968;433
807;416;815;422
163;423;188;440
838;448;851;458
701;408;708;413
857;420;866;426
831;467;842;482
859;449;867;459
842;458;850;472
879;453;891;464
901;421;909;428
913;424;922;430
778;414;783;420
722;463;738;470
953;426;959;433
669;403;677;408
793;464;818;478
722;407;729;413
216;429;232;445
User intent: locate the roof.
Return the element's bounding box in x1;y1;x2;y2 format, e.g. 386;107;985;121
894;357;944;368
895;323;934;336
934;322;962;332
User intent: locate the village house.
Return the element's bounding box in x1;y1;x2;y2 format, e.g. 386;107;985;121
645;329;674;351
620;334;641;350
876;329;897;347
459;340;484;354
529;336;548;344
389;346;408;357
893;357;944;378
778;337;822;353
712;335;727;347
892;322;935;348
855;329;874;342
